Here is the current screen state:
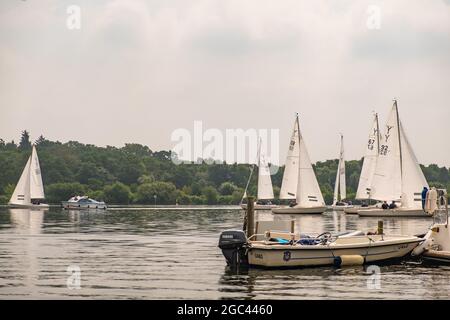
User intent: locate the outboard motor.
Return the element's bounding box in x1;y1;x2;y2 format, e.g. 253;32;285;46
218;230;248;267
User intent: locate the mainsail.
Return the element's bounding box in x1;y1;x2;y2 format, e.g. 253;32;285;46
355;114;380;199
30;145;45;200
9;145;46;206
279;115;300;200
370;101;428;208
296;118;325;207
333;134;346;205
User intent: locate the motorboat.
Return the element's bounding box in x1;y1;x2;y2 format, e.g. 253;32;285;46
62;196;107;210
8;145;49;210
218;221;421;268
272;114;326;214
240;138;276;211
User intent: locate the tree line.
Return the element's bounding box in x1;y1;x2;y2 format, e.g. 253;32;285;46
0;131;449;205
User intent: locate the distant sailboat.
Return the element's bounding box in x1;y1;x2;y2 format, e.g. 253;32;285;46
273;114;326;214
331;134;351;211
358;100;430;217
241;139;276;210
344;113;381;214
8;145;49;209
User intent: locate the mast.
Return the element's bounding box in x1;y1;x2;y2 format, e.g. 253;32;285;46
394;99;403;179
371;113;379;205
296;113;301;204
241;164;255;204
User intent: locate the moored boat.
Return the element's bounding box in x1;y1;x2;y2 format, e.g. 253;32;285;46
218;224;421;268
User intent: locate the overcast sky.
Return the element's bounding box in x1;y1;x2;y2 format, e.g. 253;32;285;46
1;0;449;166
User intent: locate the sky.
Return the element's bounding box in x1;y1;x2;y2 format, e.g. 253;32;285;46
1;0;449;167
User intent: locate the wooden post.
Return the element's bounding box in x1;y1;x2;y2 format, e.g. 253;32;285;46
246;196;255;238
377;220;384;235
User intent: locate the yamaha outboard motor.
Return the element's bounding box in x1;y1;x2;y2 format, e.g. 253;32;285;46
218;230;248;267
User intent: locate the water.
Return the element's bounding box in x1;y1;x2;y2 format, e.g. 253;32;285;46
1;206;450;299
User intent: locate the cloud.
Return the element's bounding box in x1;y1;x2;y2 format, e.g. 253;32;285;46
0;0;449;166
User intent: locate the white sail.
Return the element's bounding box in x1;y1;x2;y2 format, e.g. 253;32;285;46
333;135;346;204
339;140;346;201
9;157;31;206
30;145;45;199
399;121;429;209
355;114;380;199
279;115;300;199
370;103;402;202
296;123;325;207
257;147;274;200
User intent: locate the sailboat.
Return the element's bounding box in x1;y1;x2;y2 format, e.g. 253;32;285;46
344;113;381;214
240;139;277;210
331;134;352;211
358;100;430;217
272;114;326;214
8;145;49;209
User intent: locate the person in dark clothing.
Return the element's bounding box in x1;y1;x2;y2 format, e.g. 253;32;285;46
389;201;397;209
381;201;389;210
421;187;428;210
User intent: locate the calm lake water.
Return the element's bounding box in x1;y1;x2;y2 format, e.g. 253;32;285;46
0;206;450;300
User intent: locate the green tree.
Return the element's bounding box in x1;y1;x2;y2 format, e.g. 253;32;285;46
135;181;177;204
46;183;87;203
19;130;32;150
103;182;132;204
202;186;218;205
219;182;237;195
0;184;15;204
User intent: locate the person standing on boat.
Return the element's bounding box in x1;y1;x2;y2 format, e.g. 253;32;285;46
382;201;389;210
421;187;429;210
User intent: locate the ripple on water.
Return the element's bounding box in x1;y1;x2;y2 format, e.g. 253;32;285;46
0;207;448;299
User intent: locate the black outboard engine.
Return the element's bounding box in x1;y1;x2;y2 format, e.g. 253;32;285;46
218;230;248;267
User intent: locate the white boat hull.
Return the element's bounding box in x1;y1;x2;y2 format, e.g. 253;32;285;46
358;208;431;217
344;206;360;214
344;205;378;214
272;206;327;214
331;205;353;211
62;202;107;210
241;203;278;210
248;236;420;267
8;203;49;210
